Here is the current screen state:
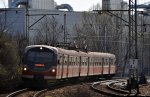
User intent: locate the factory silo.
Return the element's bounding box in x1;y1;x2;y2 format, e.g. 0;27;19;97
8;0;55;10
31;0;55;10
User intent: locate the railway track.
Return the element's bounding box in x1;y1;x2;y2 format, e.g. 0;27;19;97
91;79;131;96
6;88;48;97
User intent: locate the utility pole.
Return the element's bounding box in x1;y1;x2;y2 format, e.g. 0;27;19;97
128;0;139;94
128;1;131;93
64;14;66;47
135;0;138;60
134;0;139;94
25;0;29;45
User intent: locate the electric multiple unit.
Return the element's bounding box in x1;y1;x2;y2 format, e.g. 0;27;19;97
22;45;116;87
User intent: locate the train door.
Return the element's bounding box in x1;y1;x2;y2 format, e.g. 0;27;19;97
93;57;100;75
62;55;68;78
79;56;81;77
108;58;111;75
56;54;62;79
87;57;90;76
61;54;64;79
93;57;96;75
67;55;69;78
104;58;109;74
88;57;94;76
67;55;73;78
80;57;88;76
102;58;104;76
99;57;102;75
72;56;79;77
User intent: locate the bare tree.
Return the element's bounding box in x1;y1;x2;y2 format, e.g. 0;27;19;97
34;16;63;46
73;4;127;76
0;12;22;79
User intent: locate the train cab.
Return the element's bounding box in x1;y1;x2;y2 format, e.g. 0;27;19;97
22;45;58;86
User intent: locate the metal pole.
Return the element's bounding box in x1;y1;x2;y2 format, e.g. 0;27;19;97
134;0;139;94
128;0;131;94
141;12;144;73
135;0;138;59
25;0;29;45
64;14;66;47
27;11;29;45
25;1;28;45
104;26;106;52
128;0;131;59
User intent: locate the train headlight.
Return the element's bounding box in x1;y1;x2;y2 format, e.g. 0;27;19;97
24;67;27;71
40;47;43;50
52;69;55;73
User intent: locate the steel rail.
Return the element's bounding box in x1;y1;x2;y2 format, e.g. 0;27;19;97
6;88;28;97
33;89;47;97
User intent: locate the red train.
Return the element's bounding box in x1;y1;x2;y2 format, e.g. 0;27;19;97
22;45;116;87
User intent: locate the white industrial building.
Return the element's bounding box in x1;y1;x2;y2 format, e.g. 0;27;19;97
8;0;73;11
102;0;127;10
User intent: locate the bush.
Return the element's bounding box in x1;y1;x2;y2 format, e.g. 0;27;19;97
0;31;20;78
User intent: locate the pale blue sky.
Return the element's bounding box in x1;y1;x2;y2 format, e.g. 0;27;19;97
0;0;149;11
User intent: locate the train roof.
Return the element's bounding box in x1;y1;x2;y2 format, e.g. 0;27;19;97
24;45;58;53
25;45;115;58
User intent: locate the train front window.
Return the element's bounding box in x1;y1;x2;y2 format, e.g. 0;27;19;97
27;51;53;63
24;47;56;71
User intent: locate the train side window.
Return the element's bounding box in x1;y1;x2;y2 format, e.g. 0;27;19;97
74;57;75;65
95;58;97;66
94;58;96;66
65;55;68;66
93;58;94;66
57;55;61;65
100;58;102;66
107;58;108;65
107;59;109;66
94;57;96;66
89;58;90;65
72;57;73;65
106;59;108;66
97;58;98;66
86;57;88;66
64;55;65;65
92;58;93;65
75;57;77;65
97;58;99;66
73;57;74;65
82;57;83;66
91;57;93;65
98;58;100;66
83;57;85;66
57;55;59;64
69;56;71;65
85;57;87;66
93;57;96;66
70;56;72;66
102;58;104;66
76;57;77;65
109;58;111;66
59;54;63;65
81;57;83;66
82;57;84;66
77;57;79;65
